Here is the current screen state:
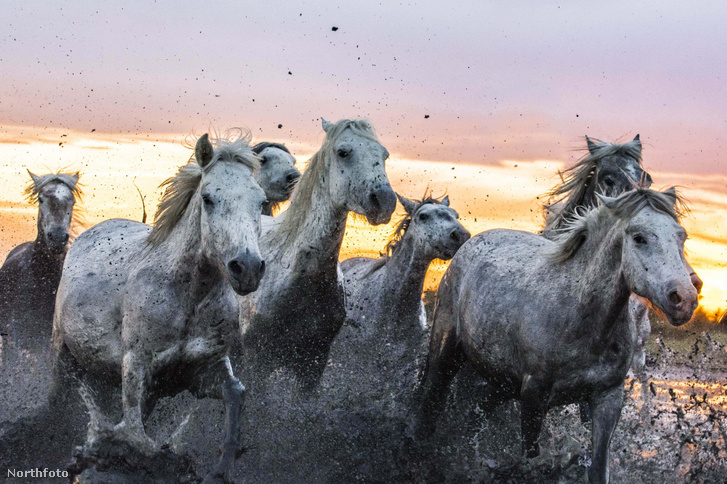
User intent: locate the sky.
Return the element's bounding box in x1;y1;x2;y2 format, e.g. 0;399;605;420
1;1;726;314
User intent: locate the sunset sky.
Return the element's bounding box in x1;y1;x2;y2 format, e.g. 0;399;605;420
1;1;726;314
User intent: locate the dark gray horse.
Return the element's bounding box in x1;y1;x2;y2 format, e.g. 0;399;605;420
0;170;82;360
251;141;300;216
418;188;698;484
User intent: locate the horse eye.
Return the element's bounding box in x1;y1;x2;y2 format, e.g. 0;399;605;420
633;234;647;245
337;149;349;158
38;197;45;204
260;156;268;165
201;194;214;207
419;213;429;222
604;178;614;187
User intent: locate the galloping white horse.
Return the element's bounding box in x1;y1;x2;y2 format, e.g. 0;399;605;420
418;188;697;484
52;131;266;482
238;118;397;389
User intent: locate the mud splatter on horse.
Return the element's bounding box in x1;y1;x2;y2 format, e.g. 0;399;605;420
52;131;265;482
418;188;698;483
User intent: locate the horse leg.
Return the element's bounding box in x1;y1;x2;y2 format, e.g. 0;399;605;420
521;399;547;458
588;386;624;484
416;319;464;439
116;350;155;454
579;401;592;423
190;356;245;484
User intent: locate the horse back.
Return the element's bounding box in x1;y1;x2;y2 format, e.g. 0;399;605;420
54;219;150;372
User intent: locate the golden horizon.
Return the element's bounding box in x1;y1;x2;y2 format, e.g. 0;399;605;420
0;126;724;316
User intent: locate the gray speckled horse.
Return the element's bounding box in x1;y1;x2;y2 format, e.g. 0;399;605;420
328;191;470;408
542;135;702;379
51;132;266;483
418;188;698;484
251;141;300;216
0;170;82;360
238;118;397;389
314;191;469;476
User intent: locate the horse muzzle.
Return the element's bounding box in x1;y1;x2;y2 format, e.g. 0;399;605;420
660;281;698;326
364;185;397;225
227;252;266;295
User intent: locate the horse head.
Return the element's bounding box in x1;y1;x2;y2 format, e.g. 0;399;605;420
394;192;470;260
252;142;300;207
321;118;396;225
195;133;267;295
26;170;80;254
602;188;698;326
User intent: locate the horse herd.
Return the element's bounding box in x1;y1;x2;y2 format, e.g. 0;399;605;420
0;118;703;483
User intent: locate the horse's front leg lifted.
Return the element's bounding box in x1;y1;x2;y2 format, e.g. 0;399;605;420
192;356;245;484
588;385;624;484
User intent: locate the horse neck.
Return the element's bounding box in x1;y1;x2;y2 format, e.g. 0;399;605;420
275;178;348;273
159;197;223;300
381;234;431;323
565;221;631;344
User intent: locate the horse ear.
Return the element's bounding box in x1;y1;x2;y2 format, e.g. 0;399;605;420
586;135;598;154
195;134;214;168
441;195;450;207
662;187;678;205
596;192;618;210
27;169;40;186
71;172;80;185
321;118;333;133
396;193;417;215
632;134;642;153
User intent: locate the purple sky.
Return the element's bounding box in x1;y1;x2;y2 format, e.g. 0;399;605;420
2;0;727;173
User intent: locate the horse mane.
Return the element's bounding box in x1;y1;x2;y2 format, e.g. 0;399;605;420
549;187;687;264
274;118;379;248
366;189;446;275
544;137;644;232
148;129;259;246
24;170;86;234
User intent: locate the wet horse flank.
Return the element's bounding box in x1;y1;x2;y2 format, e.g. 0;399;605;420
239;118;396;388
0;171;81;359
52;132;266;482
251;141;300;216
418;188;697;484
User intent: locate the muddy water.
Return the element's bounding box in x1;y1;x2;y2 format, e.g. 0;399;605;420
1;334;727;483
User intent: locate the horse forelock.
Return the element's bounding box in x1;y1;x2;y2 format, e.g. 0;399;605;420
549;187;686;263
25;172;82;205
273;118;379;249
148;130;259;246
544;137;644;232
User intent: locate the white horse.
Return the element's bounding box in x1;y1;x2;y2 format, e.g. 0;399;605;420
238;118;397;389
251;141;300;216
51;131;266;483
418;188;698;484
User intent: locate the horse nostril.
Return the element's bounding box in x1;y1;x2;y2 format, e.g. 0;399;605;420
228;260;243;275
450;230;459;242
286;172;300;183
669;291;682;306
369;192;380;208
258;260;266;277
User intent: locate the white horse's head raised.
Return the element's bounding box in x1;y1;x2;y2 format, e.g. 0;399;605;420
150;130;267;295
25;170;82;254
